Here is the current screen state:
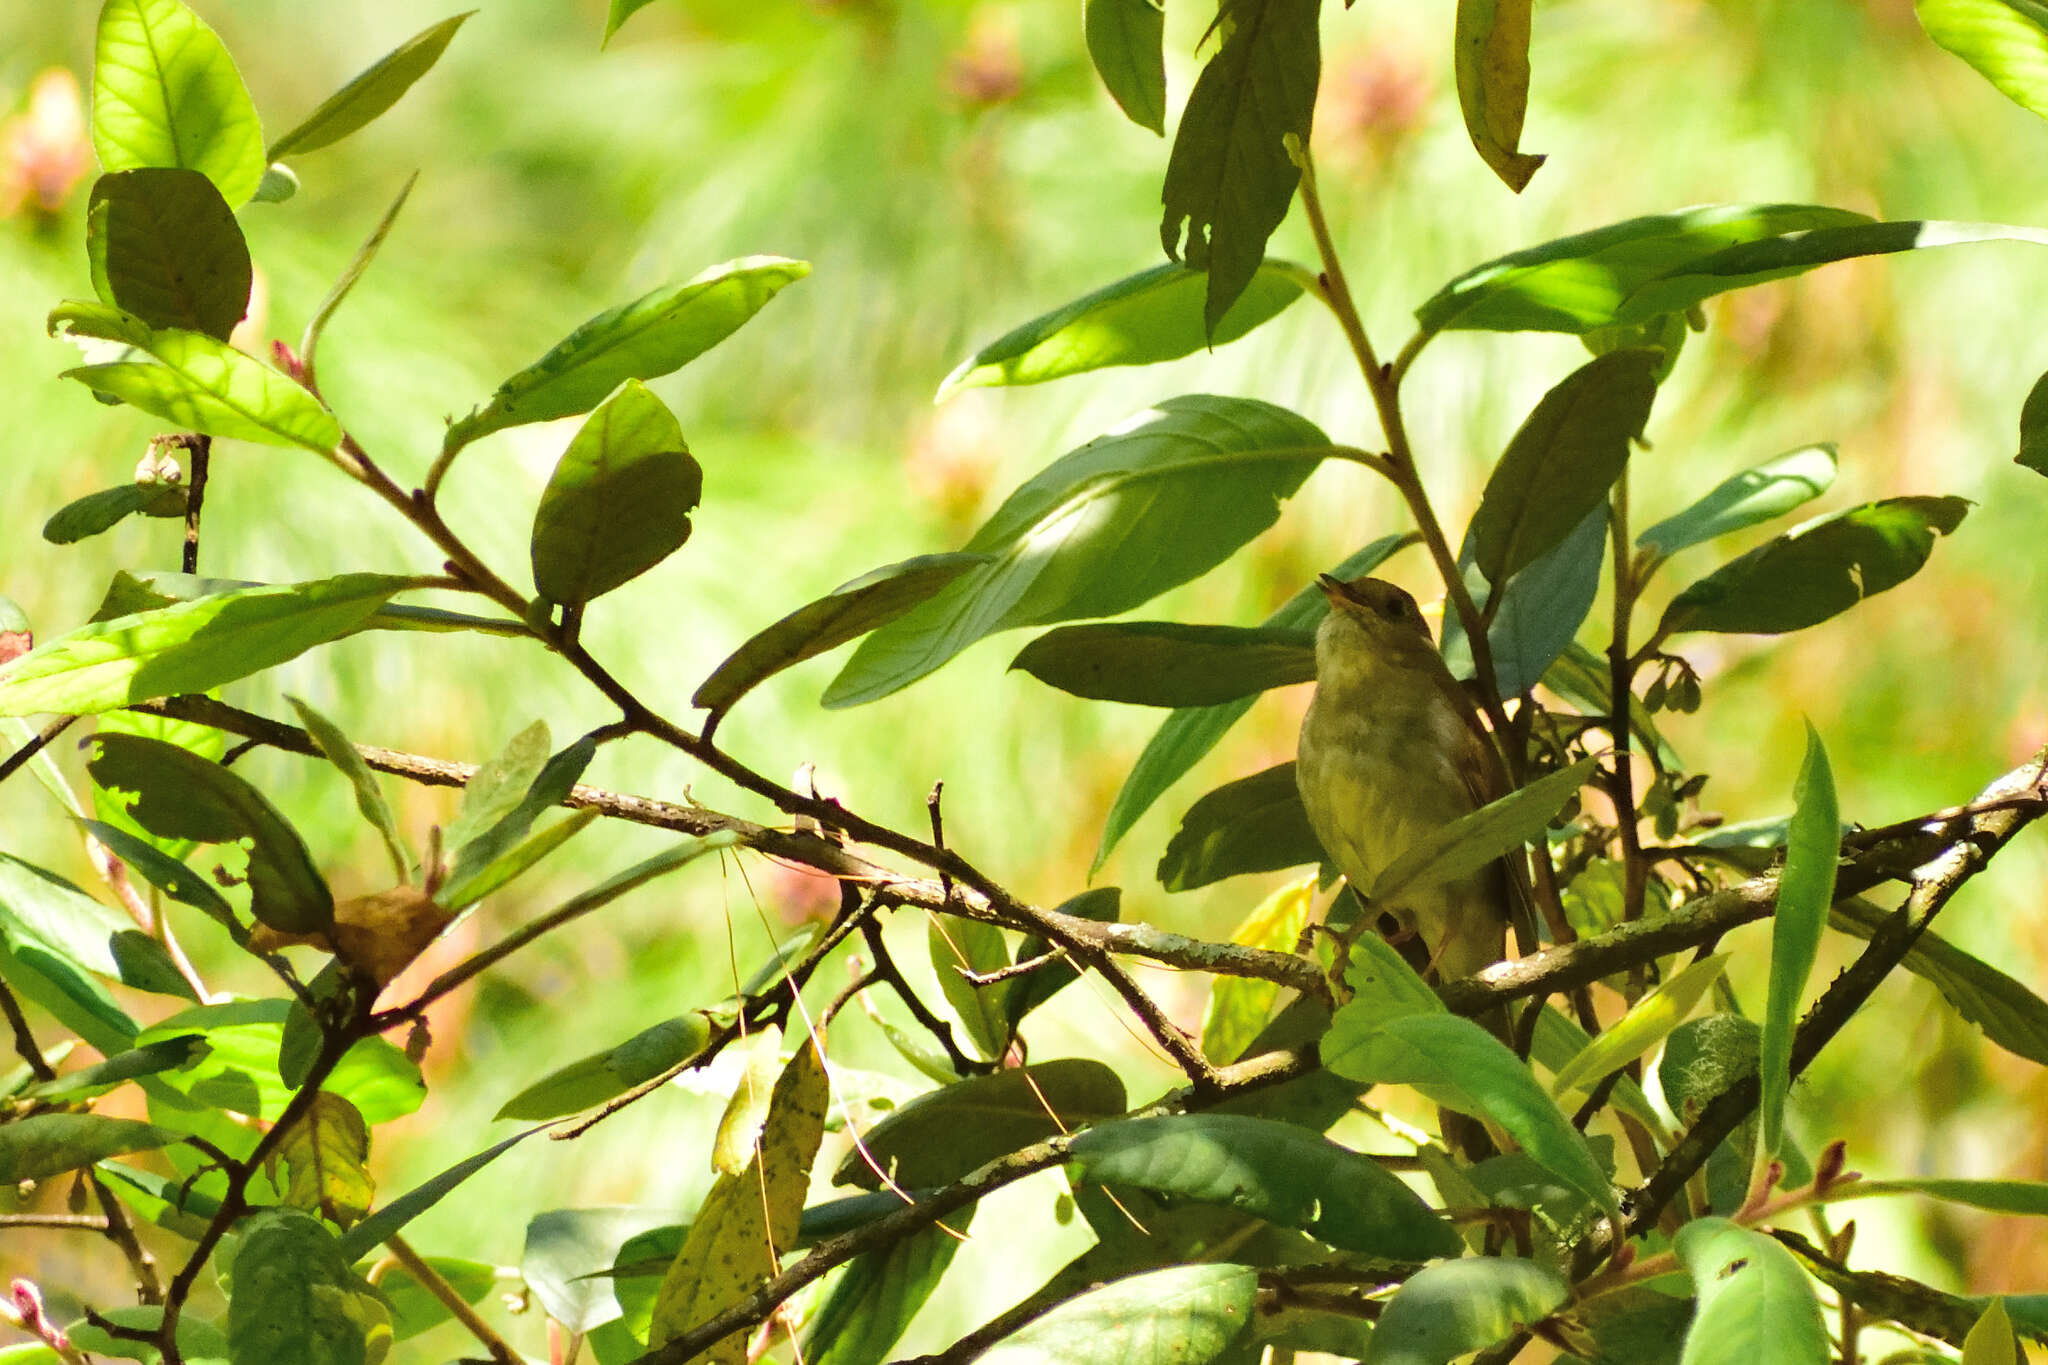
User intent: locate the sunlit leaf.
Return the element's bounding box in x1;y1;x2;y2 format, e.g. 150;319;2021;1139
604;0;663;45
336;1127;545;1261
0;850;195;1001
42;481;188;545
376;1257;496;1343
67;1307;228;1365
139;999;425;1124
1470;349;1659;583
267;11;474;159
1962;1297;2020;1365
835;1059;1127;1190
227;1209;392;1365
1637;445;1838;560
930;917;1010;1061
938;261;1306;398
1830;896;2048;1065
443;731;602;899
1442;506;1608;697
1660;497;1969;636
531;380;702;607
0;1113;176;1183
979;1264;1258;1365
1453;0;1544;191
1372;757;1596;904
448;255;809;445
1528;1006;1663;1132
1157;762;1325;892
694;553;992;724
1361;1258;1570;1364
1202;874;1314;1063
1067;1114;1462;1258
1755;724;1836;1185
92;0;265;206
1013;622;1314;707
444;720;551;854
496;1014;712;1122
1084;0;1166;133
288;696;415;884
1549;954;1729;1097
1674;1218;1828;1365
17;1035;205;1102
57;319;342;452
86;167;250;339
268;1092;374;1227
1160;0;1319;333
826;396;1327;706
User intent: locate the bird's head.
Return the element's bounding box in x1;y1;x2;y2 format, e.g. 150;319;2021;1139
1312;574;1442;685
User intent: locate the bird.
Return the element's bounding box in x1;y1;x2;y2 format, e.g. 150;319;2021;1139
1295;574;1511;984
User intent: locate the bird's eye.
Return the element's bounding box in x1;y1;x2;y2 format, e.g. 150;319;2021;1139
1380;597;1408;622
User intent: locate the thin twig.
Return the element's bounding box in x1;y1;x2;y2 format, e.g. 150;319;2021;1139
861;917;983;1076
0;714;78;791
0;977;57;1081
385;1233;516;1364
180;435;211;574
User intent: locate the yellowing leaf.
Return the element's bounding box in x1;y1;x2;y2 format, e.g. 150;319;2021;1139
1549;953;1729;1099
268;1092;375;1227
1200;873;1314;1063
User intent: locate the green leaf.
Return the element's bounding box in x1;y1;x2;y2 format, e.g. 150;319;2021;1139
375;1257;496;1343
444;720;552;854
1849;1178;2048;1217
266;11;474;160
805;1207;974;1365
649;1042;829;1353
1068;1114;1461;1258
530;381;702;607
937;261;1306;398
1471;349;1659;583
834;1059;1127;1189
92;0;265;206
1924;0;2048;118
445;733;598;895
1674;1218;1828;1365
2019;367;2048;476
1637;445;1839;560
999;887;1123;1031
1158;762;1325;892
439;808;598;914
1829;896;2048;1065
301;174;415;377
1012;623;1314;707
0;922;140;1061
1549;954;1729;1098
604;0;663;45
1323;1011;1617;1219
0;575;404;720
268;1091;374;1227
449;255;809;445
228;1208;392;1365
525;1207;677;1336
87;167;250;339
18;1035;205;1102
0;1113;176;1182
67;1307;229;1365
930;917;1011;1060
1084;0;1166;133
58;324;342;453
43;481;189;545
0;851;193;1000
1202;875;1314;1063
1372;757;1596;904
89;734;333;934
1453;0;1544;192
980;1264;1258;1365
97;1160;221;1240
1661;496;1970;636
336;1127;544;1261
1361;1258;1570;1365
1160;0;1319;334
1093;533;1413;872
1442;507;1608;697
251;162;297;203
827;396;1328;706
1527;1006;1662;1131
693;553;993;723
86;567;521;641
1755;725;1838;1178
1342;934;1448;1028
496;1013;712;1121
1963;1297;2020;1365
287;697;415;883
138;999;425;1124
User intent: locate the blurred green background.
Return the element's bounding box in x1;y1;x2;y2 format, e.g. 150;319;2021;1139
4;0;2048;1356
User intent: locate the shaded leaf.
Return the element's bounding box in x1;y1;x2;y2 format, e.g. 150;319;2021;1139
89;734;333;934
827;396;1328;706
92;0;265;205
649;1041;830;1355
444;729;598;900
1084;0;1167;133
980;1264;1257;1365
336;1127;544;1261
530;380;702;607
694;553;991;722
227;1208;392;1365
2020;367;2048;476
1323;1011;1616;1219
56;318;341;452
1471;349;1659;583
375;1257;496;1343
1831;896;2048;1065
526;1206;676;1335
805;1207;975;1365
1013;622;1314;707
87;167;250;339
1674;1217;1828;1365
138;999;425;1124
1756;725;1837;1177
1661;496;1969;636
288;696;415;883
498;1014;712;1122
444;720;551;855
1067;1114;1462;1258
1850;1178;2048;1217
267;11;474;159
0;850;194;1001
0;1113;176;1183
1372;757;1596;904
938;261;1306;398
1637;445;1839;560
1362;1258;1569;1364
1158;762;1325;892
1202;874;1314;1063
1160;0;1320;333
0;917;141;1061
1549;954;1729;1097
835;1058;1127;1189
65;1307;228;1365
1453;0;1544;191
999;887;1123;1031
1094;533;1413;872
448;255;808;445
1528;1006;1662;1131
1442;506;1607;697
18;1035;205;1102
43;481;189;545
268;1091;374;1227
930;917;1011;1060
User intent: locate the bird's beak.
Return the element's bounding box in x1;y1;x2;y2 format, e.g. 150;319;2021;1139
1315;573;1351;603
